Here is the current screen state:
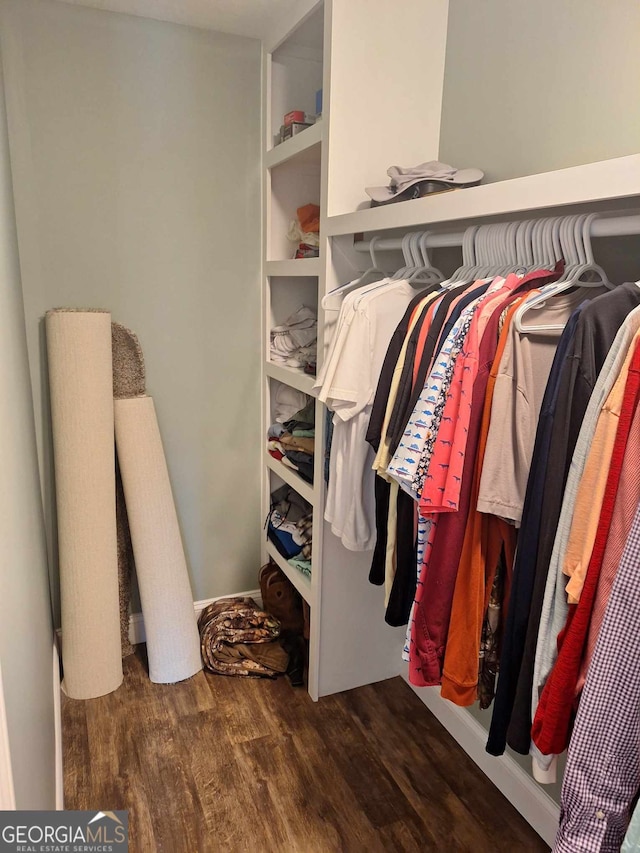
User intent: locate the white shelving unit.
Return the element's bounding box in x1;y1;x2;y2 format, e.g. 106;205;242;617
266;541;312;604
265;361;316;395
265;121;322;170
262;0;325;699
265;453;315;506
265;258;322;277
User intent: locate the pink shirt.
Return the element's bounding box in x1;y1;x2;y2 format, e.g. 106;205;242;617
421;275;522;513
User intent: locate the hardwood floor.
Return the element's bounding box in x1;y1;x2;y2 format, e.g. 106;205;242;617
62;648;550;852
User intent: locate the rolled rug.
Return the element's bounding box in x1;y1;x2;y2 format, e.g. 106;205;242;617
111;322;146;658
114;395;201;683
198;597;287;677
46;309;123;699
114;459;135;658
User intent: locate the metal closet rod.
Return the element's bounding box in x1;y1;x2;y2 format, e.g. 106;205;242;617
353;213;640;253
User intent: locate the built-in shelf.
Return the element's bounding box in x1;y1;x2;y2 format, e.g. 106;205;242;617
266;258;321;277
266;361;317;395
265;541;312;604
265;121;322;170
324;155;640;236
266;452;315;506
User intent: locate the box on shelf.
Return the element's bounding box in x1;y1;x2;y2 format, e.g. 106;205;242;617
280;122;313;143
284;110;306;126
315;89;322;116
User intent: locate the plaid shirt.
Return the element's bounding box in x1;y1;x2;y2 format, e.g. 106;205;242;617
555;499;640;853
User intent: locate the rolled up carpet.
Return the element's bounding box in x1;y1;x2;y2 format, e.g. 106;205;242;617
111;322;146;658
114;459;135;658
198;597;287;677
46;309;123;699
114;395;201;683
111;322;145;399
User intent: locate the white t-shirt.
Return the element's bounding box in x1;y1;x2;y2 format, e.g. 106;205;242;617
314;278;391;398
318;280;415;551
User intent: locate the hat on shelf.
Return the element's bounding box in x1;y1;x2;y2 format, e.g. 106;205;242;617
366;160;483;205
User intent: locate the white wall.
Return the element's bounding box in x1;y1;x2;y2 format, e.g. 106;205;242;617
326;0;449;217
439;0;640;182
1;0;263;615
0;46;56;809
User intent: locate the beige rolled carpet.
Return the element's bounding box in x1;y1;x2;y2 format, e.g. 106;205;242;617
46;309;123;699
111;322;146;658
114;395;202;683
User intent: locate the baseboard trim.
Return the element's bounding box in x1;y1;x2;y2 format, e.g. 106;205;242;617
55;590;264;651
128;590;263;646
404;676;560;848
53;638;63;810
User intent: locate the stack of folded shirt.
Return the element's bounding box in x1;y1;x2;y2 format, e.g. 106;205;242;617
267;485;313;578
270;306;317;373
267;400;315;484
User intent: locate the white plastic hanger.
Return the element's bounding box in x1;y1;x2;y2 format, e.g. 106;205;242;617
321;235;388;306
392;233;415;280
514;213;583;332
514;213;611;333
453;225;479;282
406;231;444;285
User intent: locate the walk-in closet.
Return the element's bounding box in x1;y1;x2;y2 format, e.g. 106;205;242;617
0;0;639;851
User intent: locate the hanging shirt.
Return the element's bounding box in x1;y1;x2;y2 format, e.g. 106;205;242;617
532;308;640;758
318;281;415;551
409;267;560;688
366;288;436;584
477;287;590;525
504;284;640;761
439;298;523;705
576;401;640;694
522;297;640;767
388;280;500;499
560;340;639;604
386;282;470;455
486;304;582;757
553;501;640;853
531;338;640;762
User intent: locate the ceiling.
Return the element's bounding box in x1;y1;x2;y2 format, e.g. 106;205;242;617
54;0;299;40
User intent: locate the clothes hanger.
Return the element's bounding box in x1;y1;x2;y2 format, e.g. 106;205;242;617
393;233;415;280
403;232;425;280
447;224;479;284
471;224;493;278
499;221;519;275
515;213;610;333
406;231;444;285
514;213;583;332
321;235;389;306
354;231;427;306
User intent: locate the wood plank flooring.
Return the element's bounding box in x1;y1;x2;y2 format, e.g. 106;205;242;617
62;648;550;852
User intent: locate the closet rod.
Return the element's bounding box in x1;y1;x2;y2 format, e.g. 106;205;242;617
353;213;640;253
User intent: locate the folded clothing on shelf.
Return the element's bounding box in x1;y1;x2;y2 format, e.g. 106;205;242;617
272;384;308;424
287;203;320;258
268;400;315;484
267;485;312;561
270;305;317;371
